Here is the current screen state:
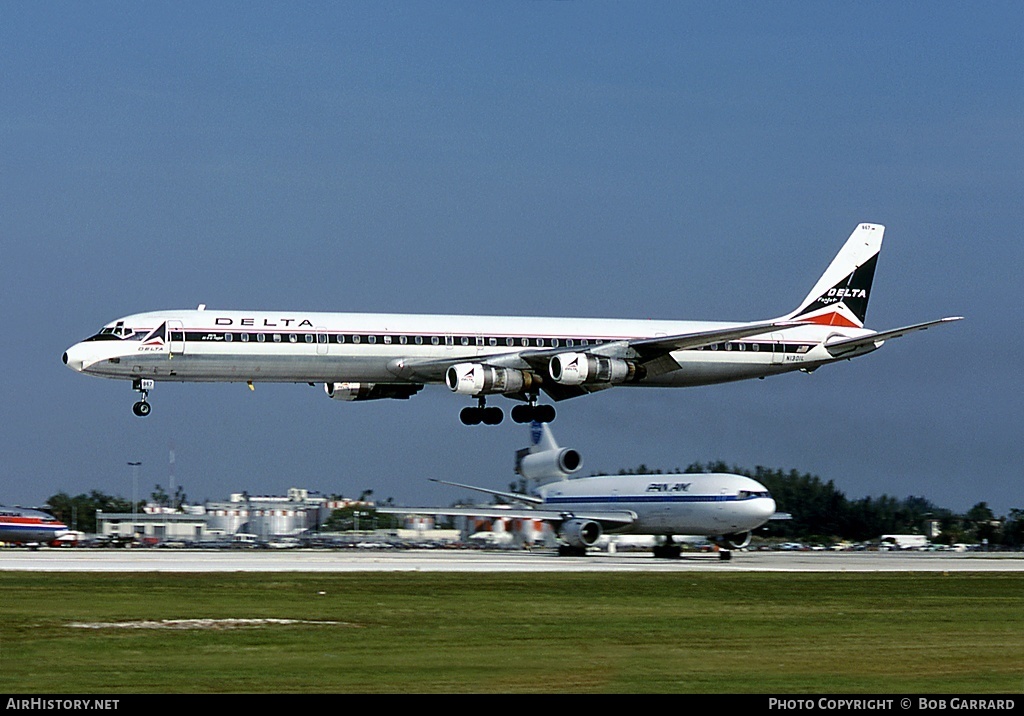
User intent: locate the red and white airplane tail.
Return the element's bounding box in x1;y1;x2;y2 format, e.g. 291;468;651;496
781;222;884;329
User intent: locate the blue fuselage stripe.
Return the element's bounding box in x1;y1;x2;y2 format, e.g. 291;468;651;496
543;494;753;505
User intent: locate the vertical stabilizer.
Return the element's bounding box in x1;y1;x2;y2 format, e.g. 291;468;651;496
783;223;884;328
531;422;560;453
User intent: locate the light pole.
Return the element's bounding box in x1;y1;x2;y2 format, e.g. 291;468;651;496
127;461;141;540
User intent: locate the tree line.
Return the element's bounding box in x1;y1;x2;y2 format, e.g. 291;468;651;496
616;461;1023;547
45;483;186;534
44;466;1023;547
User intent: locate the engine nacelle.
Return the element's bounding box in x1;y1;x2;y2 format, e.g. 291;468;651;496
559;519;602;548
516;447;582;482
549;353;638;386
713;531;752;550
445;363;535;396
324;382;422;401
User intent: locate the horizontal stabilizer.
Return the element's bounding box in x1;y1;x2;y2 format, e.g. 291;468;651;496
824;316;962;357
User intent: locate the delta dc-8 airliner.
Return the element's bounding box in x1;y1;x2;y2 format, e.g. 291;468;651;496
63;223;960;424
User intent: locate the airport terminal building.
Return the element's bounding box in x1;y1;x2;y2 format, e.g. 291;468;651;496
95;488;367;543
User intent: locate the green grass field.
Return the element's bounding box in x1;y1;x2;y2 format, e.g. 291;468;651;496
1;572;1022;693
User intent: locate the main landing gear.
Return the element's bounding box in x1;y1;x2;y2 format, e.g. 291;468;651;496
132;378;154;417
652;536;683;560
651;535;733;561
459;397;557;426
460;398;504;425
510;403;555;424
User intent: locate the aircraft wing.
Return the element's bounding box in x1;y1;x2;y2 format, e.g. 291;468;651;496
389;319;801;391
377;505;637;528
625;320;800;359
824;316;962;357
517;320;799;363
622;319;803;377
428;478;544;505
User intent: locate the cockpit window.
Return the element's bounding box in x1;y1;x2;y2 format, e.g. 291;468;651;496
85;323;144;341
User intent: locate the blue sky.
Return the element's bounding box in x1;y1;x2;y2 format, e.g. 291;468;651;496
3;2;1021;516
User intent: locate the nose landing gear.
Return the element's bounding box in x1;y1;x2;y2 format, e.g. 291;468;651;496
132;378;154;417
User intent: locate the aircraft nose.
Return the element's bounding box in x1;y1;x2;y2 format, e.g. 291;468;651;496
63;344;86;372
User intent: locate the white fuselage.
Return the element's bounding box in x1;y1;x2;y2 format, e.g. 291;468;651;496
63;309;872;390
537;472;776;537
64;225;958;415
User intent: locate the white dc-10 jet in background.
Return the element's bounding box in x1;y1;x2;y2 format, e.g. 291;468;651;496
64;223;959;424
378;421;785;558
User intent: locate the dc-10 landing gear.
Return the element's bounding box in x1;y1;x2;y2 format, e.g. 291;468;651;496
651;535;733;561
652;537;683;560
132;378;154;417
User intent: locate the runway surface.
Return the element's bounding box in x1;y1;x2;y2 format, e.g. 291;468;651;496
1;548;1022;572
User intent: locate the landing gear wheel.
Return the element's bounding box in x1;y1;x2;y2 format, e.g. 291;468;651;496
511;403;556;424
461;399;503;426
653;537;682;559
558;545;588;557
131;378;155;418
511;404;532;423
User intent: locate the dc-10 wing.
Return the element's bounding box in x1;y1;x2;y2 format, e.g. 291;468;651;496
427;478;544;505
376;504;637;528
823;316;963;357
378;479;634;527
